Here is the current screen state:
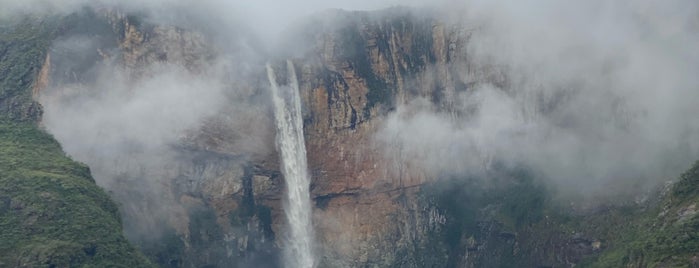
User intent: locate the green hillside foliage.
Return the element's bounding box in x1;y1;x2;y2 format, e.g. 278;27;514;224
0;14;153;267
423;162;699;267
587;161;699;267
0;121;153;267
0;18;53;122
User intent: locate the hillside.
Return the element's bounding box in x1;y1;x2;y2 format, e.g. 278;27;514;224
0;15;152;267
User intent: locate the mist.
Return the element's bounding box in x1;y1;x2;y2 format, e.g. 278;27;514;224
18;0;422;265
7;0;697;227
0;0;412;43
3;0;699;265
377;0;699;201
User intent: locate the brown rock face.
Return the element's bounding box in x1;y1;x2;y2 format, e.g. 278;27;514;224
292;8;472;266
37;10;282;267
103;10;214;72
36;7;474;267
24;6;699;268
32;54;51;100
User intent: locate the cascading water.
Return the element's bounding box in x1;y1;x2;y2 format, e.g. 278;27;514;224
266;60;316;268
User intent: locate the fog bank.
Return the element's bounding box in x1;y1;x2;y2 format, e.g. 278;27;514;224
377;0;699;200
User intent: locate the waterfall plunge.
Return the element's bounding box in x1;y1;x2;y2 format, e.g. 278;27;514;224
266;60;316;268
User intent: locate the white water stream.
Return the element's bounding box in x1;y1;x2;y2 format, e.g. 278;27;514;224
266;60;316;268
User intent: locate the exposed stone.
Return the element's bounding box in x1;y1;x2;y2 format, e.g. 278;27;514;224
678;203;697;223
253;175;273;196
592;240;602;251
32;53;51;100
27;6;646;268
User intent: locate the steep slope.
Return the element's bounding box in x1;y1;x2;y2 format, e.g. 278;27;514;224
0;15;152;267
292;8;471;266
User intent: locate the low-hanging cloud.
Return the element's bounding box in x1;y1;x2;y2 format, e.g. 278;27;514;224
0;0;419;43
376;0;699;201
5;0;699;264
42;64;226;158
11;0;423;253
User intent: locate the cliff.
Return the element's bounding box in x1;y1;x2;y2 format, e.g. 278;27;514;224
294;8;469;266
2;6;698;268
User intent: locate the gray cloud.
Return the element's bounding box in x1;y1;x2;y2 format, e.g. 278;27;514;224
376;0;699;201
7;0;695;208
0;0;410;38
42;64;226;157
7;0;699;263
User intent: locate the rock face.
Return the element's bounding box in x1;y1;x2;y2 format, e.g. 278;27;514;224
292;8;472;266
35;9;280;268
33;7;476;267
27;6;699;268
29;7;602;268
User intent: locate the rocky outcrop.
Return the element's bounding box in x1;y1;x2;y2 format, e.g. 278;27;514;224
291;8;473;266
34;10;281;267
34;7;472;266
0;21;50;122
26;6;699;268
32;7;575;267
99;9;214;72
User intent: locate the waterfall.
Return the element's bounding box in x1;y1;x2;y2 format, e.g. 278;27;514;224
266;60;316;268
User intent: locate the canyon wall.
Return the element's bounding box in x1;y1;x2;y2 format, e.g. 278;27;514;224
27;7;699;268
34;8;472;267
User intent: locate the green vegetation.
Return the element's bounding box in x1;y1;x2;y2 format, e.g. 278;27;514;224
0;120;153;267
425;168;549;237
421;167;556;267
137;226;185;268
0;19;55;122
422;162;699;267
673;161;699;200
0;15;153;267
587;161;699;267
